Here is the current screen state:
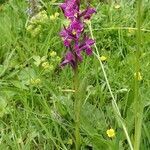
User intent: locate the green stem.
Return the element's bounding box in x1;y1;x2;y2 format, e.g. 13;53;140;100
134;0;143;150
88;21;133;150
74;65;81;150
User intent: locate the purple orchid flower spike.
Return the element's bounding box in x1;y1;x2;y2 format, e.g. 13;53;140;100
60;2;96;149
60;0;96;69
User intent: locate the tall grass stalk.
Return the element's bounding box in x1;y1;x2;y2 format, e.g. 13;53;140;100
88;21;133;150
134;0;143;150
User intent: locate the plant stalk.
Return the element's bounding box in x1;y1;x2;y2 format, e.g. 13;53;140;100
134;0;143;150
74;64;81;150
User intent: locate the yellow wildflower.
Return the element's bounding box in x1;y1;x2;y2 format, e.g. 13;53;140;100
127;28;135;37
49;64;54;71
100;56;107;61
114;4;121;9
67;139;73;145
50;51;57;57
128;28;134;33
31;25;42;37
30;78;41;85
55;12;59;17
30;10;48;24
26;25;33;32
134;72;142;81
42;62;50;69
56;56;61;62
106;128;115;138
51;0;57;2
50;12;59;20
50;15;56;20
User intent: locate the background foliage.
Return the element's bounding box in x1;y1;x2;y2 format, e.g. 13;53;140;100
0;0;150;149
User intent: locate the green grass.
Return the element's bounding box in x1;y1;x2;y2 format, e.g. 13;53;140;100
0;0;150;149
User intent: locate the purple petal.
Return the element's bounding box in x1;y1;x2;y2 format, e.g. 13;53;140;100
61;51;76;68
69;19;84;38
76;51;83;61
60;28;74;47
64;40;71;47
60;0;79;20
65;51;74;61
71;19;83;30
77;37;95;55
86;38;95;46
80;7;96;20
85;47;92;55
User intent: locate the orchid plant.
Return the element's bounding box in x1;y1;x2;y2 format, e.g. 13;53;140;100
60;0;96;149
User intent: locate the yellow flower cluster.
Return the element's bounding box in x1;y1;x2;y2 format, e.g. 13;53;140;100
30;78;41;85
30;51;61;85
41;62;54;70
32;51;61;72
30;10;48;24
49;51;61;62
26;10;48;37
26;10;60;37
49;51;57;57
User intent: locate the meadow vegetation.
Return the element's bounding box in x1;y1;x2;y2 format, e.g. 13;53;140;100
0;0;150;149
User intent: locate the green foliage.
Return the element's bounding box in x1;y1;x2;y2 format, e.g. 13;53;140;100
0;0;150;149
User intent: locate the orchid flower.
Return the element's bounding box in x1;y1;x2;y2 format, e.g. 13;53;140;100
60;0;96;69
